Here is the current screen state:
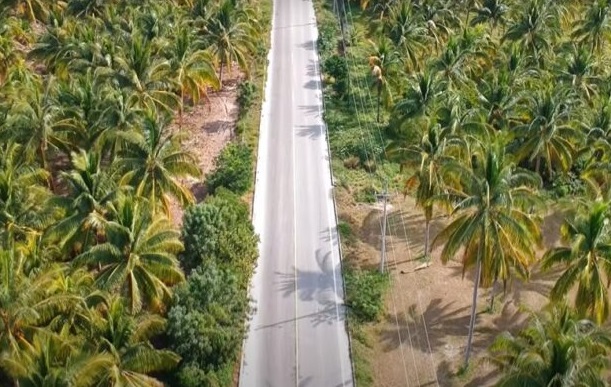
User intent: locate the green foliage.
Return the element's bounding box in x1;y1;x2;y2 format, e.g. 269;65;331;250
180;188;258;285
323;55;349;96
237;80;257;116
338;221;356;245
345;268;389;322
167;261;248;383
206;142;253;195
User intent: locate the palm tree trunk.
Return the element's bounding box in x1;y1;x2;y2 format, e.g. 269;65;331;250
465;238;483;368
535;156;541;176
219;61;224;90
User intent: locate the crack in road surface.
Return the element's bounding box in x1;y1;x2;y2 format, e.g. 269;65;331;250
239;0;354;386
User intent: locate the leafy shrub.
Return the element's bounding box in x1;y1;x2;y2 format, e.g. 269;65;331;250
338;221;356;245
354;185;377;203
317;21;336;55
547;170;585;199
167;262;249;376
237;81;257;116
175;363;233;387
323;55;348;96
343;156;360;169
180;188;258;282
345;269;389;322
206;143;253;195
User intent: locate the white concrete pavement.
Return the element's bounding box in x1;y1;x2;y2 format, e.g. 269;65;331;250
239;0;354;385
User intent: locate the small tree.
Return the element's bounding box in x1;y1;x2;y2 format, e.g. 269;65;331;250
206;143;253;195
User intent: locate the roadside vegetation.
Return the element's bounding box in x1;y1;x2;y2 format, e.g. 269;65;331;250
0;0;270;386
315;0;611;385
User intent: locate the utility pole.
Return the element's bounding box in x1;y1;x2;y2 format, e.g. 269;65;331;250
376;181;391;273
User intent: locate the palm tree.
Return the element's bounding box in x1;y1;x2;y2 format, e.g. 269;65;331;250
433;142;542;366
572;0;611;55
0;328;113;387
513;87;578;178
0;250;80;363
91;295;180;386
368;37;399;123
489;304;611;386
387;123;463;258
4;76;81;181
114;112;201;214
73;195;185;313
43;150;119;256
205;0;257;87
113;35;179;114
167;25;219;129
383;1;427;71
542;200;611;324
0;142;51;249
391;69;443;128
502;0;560;66
470;0;509;31
475;70;519;129
559;45;600;101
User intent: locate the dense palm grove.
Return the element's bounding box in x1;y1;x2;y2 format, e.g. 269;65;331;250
0;0;263;385
318;0;611;383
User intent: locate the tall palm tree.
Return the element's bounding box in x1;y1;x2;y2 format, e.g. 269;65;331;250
0;328;113;387
384;2;427;71
387;123;463;258
489;304;611;386
433;142;542;366
114;112;201;214
43;150;119;256
368;37;399;123
572;0;610;55
113;35;179;114
391;69;443;128
73;195;185;313
167;25;219;129
4;76;81;181
502;0;560;66
513;87;578;178
470;0;509;32
90;295;180;386
542;200;611;324
205;0;257;87
475;71;519;129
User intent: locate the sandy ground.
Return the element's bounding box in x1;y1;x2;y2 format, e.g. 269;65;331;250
336;186;566;387
168;68;243;226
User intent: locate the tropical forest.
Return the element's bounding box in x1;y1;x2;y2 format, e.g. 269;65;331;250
314;0;611;385
0;0;269;385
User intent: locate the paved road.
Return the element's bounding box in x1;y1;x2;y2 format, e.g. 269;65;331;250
239;0;354;386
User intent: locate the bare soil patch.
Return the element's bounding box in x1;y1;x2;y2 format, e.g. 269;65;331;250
168;68;243;226
337;187;566;387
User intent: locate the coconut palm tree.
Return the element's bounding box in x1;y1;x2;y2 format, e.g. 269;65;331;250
475;70;519;129
387;123;463;258
502;0;560;66
542;200;611;324
113;35;179;114
391;69;443;127
113;111;201;214
90;295;180;386
559;45;601;101
43;149;119;256
205;0;257;87
433;142;542;366
166;25;219;129
0;142;51;249
368;37;400;123
3;76;81;183
489;304;611;386
513;87;578;178
73;195;185;314
0;328;113;387
572;0;611;55
383;1;427;71
470;0;509;31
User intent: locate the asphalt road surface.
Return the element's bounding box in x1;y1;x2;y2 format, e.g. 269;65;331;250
239;0;354;385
